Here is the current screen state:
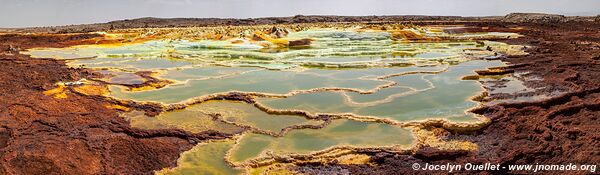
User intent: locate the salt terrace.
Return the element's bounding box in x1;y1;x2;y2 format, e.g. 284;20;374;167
24;23;534;174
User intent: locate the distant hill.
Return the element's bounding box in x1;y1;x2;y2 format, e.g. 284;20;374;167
6;13;599;33
7;15;493;33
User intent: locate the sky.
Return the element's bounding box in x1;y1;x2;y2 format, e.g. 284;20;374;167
1;0;599;28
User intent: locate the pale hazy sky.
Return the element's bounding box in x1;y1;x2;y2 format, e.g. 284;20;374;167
1;0;599;27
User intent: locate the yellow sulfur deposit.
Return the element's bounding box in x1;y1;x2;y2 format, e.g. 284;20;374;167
73;85;109;96
43;83;68;99
105;104;130;111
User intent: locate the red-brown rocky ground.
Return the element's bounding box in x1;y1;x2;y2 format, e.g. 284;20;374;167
0;34;234;174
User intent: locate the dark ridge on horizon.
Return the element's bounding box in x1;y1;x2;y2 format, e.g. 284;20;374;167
2;13;599;33
8;14;483;29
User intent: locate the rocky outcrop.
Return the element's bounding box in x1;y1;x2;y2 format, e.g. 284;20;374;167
502;13;566;23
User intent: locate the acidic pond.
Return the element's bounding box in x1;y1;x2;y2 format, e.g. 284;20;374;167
25;26;523;174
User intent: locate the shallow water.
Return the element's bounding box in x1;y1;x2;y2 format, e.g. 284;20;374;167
24;26;523;173
156;139;242;175
228;119;414;164
109;69;391;103
344;86;413;104
124;109;244;135
258;60;505;122
191;101;323;133
96;70;146;85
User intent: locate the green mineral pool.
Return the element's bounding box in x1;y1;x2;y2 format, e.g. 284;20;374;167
24;26;524;174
